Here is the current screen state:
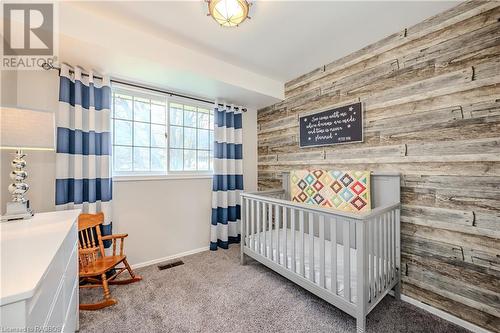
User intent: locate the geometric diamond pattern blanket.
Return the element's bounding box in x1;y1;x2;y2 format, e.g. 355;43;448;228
290;169;371;213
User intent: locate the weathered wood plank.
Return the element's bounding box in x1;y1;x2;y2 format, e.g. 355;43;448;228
401;222;500;257
402;282;500;333
403;174;500;191
402;204;474;226
401;207;500;238
401;234;464;262
365;67;473;109
403;252;500;293
463;99;500;119
258;106;287;126
381;120;500;145
365;105;462;133
259;161;500;177
366;85;500;121
402;17;500;68
405;1;496;37
324;144;406;160
406;137;500;157
259;115;297;134
277;150;325;163
258;153;500;166
403;263;500;317
402;185;500;207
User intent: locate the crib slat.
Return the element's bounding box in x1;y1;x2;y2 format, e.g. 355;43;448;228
384;212;389;288
245;198;250;248
248;199;255;250
291;209;296;273
299;210;305;277
373;217;378;294
396;208;401;289
268;203;273;260
319;215;325;289
343;219;351;302
374;218;379;296
382;215;386;290
264;203;268;257
331;217;337;294
275;204;280;264
308;213;315;282
256;201;261;254
381;213;386;288
378;216;383;293
391;210;395;281
283;207;288;268
368;218;373;302
242;198;246;248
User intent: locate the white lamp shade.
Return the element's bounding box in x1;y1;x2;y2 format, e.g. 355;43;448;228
0;107;55;151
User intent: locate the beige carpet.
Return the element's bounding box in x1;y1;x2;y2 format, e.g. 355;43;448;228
79;245;469;333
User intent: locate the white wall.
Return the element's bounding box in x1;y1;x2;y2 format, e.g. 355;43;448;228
0;70;258;266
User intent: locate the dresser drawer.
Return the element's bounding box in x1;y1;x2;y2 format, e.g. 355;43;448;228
27;221;77;328
26;251;65;327
63;244;78;312
45;279;65;329
62;280;78;333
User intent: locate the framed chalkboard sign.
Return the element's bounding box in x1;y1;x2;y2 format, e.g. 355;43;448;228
299;102;363;148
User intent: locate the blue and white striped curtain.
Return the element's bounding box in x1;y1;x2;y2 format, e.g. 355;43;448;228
210;103;244;250
55;64;113;245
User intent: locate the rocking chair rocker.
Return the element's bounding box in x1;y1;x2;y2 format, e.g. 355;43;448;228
78;212;142;310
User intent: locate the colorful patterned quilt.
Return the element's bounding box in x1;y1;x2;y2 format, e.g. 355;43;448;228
290;170;371;213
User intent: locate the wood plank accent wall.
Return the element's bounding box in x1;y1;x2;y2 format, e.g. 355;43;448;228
257;1;500;331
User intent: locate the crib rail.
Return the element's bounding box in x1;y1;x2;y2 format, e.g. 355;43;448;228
240;189;401;320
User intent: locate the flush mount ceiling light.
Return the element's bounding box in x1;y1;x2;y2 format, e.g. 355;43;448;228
207;0;251;27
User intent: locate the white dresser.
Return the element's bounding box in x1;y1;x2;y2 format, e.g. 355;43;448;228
0;210;80;332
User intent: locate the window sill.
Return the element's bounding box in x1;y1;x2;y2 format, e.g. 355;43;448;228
113;174;213;182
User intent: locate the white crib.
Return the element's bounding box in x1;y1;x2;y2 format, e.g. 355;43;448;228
240;172;401;333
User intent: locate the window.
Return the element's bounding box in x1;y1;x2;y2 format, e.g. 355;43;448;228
111;85;214;176
168;102;214;172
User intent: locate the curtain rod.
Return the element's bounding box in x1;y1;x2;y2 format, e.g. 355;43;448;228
40;62;247;112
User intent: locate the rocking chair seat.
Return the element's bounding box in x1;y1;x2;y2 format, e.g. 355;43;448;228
79;255;126;277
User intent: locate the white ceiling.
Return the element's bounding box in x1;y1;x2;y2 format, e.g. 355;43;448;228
79;1;459;83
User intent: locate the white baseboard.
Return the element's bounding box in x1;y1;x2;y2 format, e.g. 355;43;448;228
130;247;209;269
389;291;492;333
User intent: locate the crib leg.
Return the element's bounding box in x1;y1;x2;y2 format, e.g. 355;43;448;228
394;280;401;300
240;247;246;265
356;315;366;333
393;267;401;300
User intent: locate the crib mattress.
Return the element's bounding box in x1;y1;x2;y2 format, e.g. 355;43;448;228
247;229;368;302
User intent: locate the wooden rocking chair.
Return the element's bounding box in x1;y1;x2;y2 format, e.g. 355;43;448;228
78;212;142;310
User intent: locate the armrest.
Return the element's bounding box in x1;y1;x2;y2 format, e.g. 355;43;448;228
101;234;128;256
101;233;128;240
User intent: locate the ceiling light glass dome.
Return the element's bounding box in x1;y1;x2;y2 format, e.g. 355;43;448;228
208;0;250;27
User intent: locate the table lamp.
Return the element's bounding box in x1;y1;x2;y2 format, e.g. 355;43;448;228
1;107;55;221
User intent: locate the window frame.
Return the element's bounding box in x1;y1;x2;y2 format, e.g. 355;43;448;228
110;84;214;178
